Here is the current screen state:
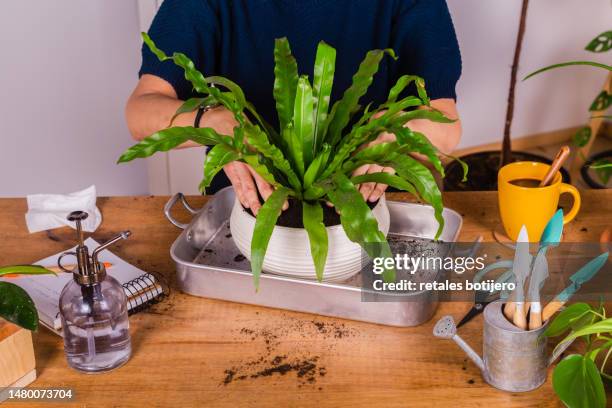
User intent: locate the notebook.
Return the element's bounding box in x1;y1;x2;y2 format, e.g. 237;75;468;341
1;238;164;336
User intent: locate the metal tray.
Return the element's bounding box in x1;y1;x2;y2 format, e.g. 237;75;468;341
165;188;462;327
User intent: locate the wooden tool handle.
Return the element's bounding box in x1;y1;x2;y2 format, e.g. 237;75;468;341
513;302;527;329
529;303;543;330
542;300;565;321
539;146;570;187
503;302;516;320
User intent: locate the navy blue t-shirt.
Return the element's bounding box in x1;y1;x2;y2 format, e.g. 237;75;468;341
140;0;461;192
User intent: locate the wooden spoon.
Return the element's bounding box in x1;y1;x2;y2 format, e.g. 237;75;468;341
539;146;570;187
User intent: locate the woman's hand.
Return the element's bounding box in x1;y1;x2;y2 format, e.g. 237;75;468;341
223;162;277;215
211;109;285;215
351;99;461;202
352;130;396;203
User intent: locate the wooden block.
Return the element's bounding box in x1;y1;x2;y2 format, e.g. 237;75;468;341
0;319;36;387
0;369;37;403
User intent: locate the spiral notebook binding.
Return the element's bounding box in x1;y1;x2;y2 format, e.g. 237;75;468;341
122;272;169;315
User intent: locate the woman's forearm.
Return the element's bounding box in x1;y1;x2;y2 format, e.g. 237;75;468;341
406;98;462;155
126;91;194;141
125;74;238;143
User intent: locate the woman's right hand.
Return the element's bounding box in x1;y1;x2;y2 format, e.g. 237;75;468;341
208;108;285;215
223;161;277;215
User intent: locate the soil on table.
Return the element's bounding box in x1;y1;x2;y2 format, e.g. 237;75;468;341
246;198;377;228
222;315;357;388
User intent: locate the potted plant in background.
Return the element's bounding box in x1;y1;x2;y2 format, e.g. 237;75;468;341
0;265;53;394
523;29;611;189
119;34;466;287
545;302;611;408
444;0;571;191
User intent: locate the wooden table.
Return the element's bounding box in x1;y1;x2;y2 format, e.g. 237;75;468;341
0;191;609;407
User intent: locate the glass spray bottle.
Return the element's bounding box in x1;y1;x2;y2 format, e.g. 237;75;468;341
58;211;132;373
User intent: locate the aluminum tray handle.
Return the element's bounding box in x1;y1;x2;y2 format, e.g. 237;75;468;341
164;193;199;229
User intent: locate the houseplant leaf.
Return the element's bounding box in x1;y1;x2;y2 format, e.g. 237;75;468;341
556;318;612;347
312;41;336;153
552;354;606;408
273;37;299;131
200;143;241;191
251;187;291;289
586;339;612;364
0;281;38;331
284;124;304;177
294;76;315;168
323;108;453;180
142;32;210;94
170;97;210;125
342;143;443;232
205;76;279;139
386;154;444;238
206;76;248;109
593;159;612;185
302;201;328;282
351;173;417;196
142;33;248;127
585;30;612;53
387;75;429;106
392;127;444;176
325;48;396;147
0;265;56;276
341;142;400;173
589;91;611;112
304;144;331;189
242;155;280;187
544;302;592;338
244;124;302;192
326;172;395;282
523;61;612;81
391;108;455;127
118;127;232;163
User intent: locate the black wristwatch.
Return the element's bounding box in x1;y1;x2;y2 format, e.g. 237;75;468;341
194;103;217;128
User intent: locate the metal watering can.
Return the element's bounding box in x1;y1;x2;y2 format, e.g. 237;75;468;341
433;302;571;392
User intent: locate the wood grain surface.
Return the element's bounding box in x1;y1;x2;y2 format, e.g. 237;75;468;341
0;191;609;407
0;321;35;387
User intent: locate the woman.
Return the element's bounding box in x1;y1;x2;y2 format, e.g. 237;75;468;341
126;0;462;214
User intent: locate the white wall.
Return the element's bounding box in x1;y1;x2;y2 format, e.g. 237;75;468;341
0;0;147;197
449;0;612;148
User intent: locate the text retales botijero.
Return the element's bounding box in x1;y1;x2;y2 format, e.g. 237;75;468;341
371;254;516;293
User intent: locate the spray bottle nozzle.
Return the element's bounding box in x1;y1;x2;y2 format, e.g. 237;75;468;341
67;211;88;247
58;211;131;285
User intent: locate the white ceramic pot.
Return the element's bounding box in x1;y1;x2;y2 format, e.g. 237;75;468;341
230;196;391;282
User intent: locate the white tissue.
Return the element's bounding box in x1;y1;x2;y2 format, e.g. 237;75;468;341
25;185;102;233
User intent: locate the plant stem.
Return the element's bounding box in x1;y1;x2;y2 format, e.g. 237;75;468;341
601;346;612;374
500;0;530;167
590;309;606;320
596;335;612;342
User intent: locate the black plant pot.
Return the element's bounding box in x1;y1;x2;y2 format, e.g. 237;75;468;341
444;150;571;192
581;149;612;189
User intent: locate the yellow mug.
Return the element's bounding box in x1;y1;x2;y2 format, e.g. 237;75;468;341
498;161;581;241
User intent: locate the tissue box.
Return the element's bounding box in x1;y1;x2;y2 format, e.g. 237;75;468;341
0;320;36;398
